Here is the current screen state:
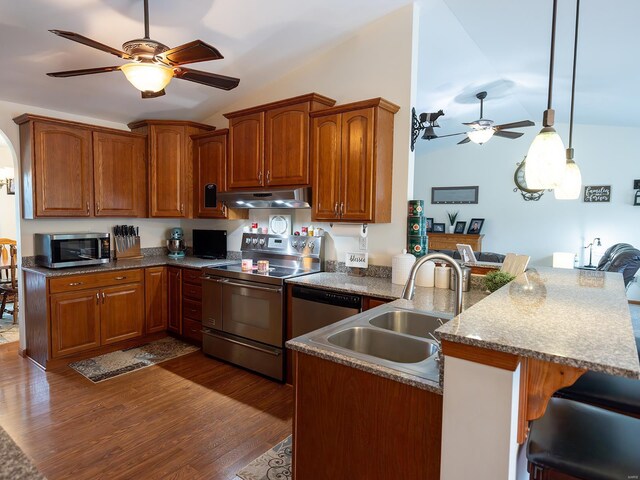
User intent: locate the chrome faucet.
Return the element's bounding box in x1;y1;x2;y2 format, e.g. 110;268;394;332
401;253;464;317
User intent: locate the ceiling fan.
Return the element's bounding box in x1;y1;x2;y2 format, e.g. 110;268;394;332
457;91;534;145
46;0;240;98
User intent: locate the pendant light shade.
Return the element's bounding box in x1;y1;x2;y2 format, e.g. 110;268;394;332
121;63;173;93
525;126;566;189
525;0;565;190
554;155;582;199
467;127;495;145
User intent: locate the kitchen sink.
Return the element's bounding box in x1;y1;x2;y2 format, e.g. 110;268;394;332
368;310;446;339
327;326;438;363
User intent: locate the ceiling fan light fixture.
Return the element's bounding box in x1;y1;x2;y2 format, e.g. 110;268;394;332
121;62;173;93
554;151;582;200
467;127;494;145
525;126;565;189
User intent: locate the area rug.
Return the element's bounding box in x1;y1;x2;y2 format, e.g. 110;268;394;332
236;436;292;480
0;304;19;344
69;337;199;383
0;425;45;479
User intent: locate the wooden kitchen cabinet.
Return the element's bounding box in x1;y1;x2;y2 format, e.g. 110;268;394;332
93;131;146;217
428;233;484;252
167;266;183;334
224;93;336;190
14;114;148;219
100;283;145;345
191;129;248;220
50;290;101;358
181;267;203;344
145;267;168;334
16;117;93;218
310;98;399;223
128;120;215;218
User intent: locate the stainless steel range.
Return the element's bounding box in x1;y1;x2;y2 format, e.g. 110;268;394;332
201;233;324;381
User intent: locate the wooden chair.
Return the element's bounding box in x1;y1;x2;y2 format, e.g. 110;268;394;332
0;239;18;324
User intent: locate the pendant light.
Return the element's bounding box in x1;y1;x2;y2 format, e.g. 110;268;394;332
555;0;583;200
525;0;566;190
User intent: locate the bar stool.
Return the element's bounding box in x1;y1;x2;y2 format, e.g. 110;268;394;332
527;397;640;479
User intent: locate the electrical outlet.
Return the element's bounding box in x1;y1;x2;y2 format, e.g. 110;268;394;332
634;179;640;190
359;236;368;251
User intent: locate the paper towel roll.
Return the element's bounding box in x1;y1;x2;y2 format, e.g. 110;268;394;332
331;224;368;238
392;250;416;285
435;265;451;289
416;260;436;287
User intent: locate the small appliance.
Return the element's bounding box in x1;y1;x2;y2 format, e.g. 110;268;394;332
192;229;227;259
34;233;110;269
167;227;186;258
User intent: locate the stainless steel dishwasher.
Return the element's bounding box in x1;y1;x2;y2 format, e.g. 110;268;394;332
290;285;362;338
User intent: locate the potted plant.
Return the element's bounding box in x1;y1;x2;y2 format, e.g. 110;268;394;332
483;271;516;293
447;211;459;233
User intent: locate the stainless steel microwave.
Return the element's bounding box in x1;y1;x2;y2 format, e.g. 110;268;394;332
34;233;111;269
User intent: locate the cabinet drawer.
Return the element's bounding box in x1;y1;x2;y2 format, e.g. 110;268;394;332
49;269;144;294
182;268;202;285
183;283;202;301
182;318;203;343
183;298;202;321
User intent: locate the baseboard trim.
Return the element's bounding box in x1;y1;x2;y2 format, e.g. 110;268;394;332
629;300;640;305
18;347;27;357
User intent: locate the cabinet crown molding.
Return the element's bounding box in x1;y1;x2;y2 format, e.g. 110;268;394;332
223;92;336;119
309;97;401;117
13;113;146;138
126;119;216;131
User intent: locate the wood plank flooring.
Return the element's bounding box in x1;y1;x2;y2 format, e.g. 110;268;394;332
0;342;293;479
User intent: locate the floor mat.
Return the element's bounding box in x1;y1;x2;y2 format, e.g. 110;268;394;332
69;337;199;383
0;304;18;344
236;435;291;480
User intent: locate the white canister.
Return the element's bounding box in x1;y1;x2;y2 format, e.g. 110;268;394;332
416;260;436;287
392;249;416;285
434;264;451;289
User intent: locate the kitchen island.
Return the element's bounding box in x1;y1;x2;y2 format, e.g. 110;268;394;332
287;267;640;480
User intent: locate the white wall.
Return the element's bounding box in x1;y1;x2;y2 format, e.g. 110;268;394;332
0;143;17;239
200;5;420;266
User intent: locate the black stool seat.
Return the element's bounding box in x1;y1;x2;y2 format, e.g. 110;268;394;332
527;398;640;480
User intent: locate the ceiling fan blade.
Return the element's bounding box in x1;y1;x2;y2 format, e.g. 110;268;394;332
437;132;467;139
462;121;480;127
493;130;524;139
458;137;471;145
141;89;166;99
49;30;132;59
47;66;121;77
173;67;240;90
158;40;223;66
494;120;535;130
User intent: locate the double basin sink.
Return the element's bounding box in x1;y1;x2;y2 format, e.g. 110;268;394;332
309;305;451;381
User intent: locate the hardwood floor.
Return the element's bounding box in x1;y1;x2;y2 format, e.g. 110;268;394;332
0;341;293;479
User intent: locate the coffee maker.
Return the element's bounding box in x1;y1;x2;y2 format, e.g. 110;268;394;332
167;227;186;258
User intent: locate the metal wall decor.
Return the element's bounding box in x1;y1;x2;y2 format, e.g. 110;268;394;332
583;185;611;203
411;108;445;151
431;186;479;204
513;158;545;201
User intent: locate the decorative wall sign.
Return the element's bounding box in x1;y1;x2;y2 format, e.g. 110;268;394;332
345;252;368;268
431;186;479;204
583;185;611;203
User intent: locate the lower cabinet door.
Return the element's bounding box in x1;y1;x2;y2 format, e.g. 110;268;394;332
100;283;144;345
145;267;168;333
167;267;183;334
50;290;101;358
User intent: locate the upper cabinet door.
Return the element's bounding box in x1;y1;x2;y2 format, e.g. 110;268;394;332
33;122;93;217
93;132;146;217
228;112;264;189
149;124;186;217
265;103;310;187
193;133;228;218
340;108;374;222
311;114;342;220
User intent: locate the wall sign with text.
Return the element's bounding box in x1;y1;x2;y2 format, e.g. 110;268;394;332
583;185;611;203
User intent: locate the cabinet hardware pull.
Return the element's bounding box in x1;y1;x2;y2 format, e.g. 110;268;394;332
69;282;83;286
180;203;184;214
102;292;106;303
340;202;344;217
96;202;100;213
334;203;339;216
96;292;99;304
258;171;263;183
114;276;126;280
86;202;90;214
266;170;271;183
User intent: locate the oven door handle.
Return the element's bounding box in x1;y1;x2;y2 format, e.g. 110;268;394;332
204;331;282;357
221;280;282;294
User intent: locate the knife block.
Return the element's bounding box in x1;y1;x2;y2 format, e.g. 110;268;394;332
114;236;144;261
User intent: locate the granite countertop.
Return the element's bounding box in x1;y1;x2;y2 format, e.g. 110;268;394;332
437;267;640;379
22;256;235;277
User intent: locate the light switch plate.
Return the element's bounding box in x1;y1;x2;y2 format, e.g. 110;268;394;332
359;236;368;251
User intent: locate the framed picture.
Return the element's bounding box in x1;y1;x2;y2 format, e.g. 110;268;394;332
454;221;466;234
425;217;434;232
431;186;479;204
7;178;15;195
467;218;484;235
432;223;445;233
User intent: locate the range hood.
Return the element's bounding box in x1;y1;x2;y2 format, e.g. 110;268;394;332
217;187;311;209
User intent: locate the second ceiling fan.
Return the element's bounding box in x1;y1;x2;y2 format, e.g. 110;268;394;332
457;91;534;145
